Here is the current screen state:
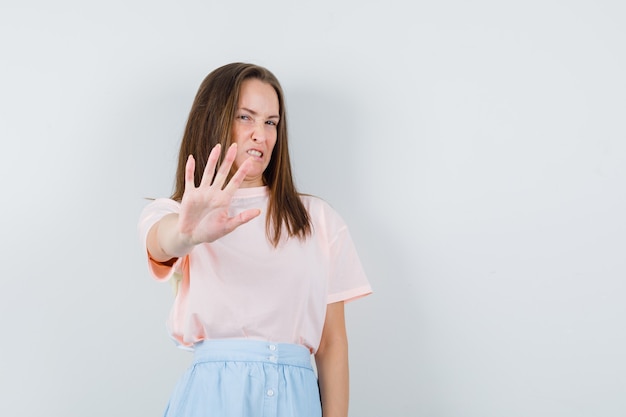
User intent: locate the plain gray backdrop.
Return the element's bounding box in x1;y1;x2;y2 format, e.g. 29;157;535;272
1;1;624;416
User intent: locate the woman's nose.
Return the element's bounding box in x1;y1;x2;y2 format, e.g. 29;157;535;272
252;122;267;142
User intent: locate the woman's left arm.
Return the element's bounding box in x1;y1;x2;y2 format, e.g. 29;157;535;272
315;301;349;417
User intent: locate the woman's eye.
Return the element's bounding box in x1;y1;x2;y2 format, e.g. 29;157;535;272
266;120;276;126
239;115;250;120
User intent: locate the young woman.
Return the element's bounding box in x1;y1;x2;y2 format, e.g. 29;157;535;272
138;62;371;417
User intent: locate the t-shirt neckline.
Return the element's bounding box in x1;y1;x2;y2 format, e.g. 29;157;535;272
233;186;269;199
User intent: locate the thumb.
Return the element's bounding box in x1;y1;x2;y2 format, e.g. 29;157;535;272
224;209;261;234
238;208;261;224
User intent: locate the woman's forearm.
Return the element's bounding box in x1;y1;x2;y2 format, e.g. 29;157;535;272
316;302;349;417
147;213;196;262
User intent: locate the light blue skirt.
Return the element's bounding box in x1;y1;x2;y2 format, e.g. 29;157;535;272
163;339;322;417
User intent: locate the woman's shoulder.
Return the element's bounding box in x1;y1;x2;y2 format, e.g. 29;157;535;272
300;193;332;212
299;194;347;231
139;197;181;219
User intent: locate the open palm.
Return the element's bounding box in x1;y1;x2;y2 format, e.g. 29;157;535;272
178;143;260;245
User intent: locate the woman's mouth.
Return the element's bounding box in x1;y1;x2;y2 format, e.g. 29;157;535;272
247;149;263;158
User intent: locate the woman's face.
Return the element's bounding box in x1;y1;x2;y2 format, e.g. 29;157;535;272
231;78;280;188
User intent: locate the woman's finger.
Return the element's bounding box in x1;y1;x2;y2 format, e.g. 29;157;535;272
184;155;196;189
199;144;222;188
222;208;261;234
212;143;238;189
223;156;252;194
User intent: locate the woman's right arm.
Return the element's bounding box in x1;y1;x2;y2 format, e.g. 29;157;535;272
146;143;260;263
146;213;195;263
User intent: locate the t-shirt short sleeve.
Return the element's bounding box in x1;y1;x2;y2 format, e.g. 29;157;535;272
303;196;372;305
137;198;182;281
327;226;372;304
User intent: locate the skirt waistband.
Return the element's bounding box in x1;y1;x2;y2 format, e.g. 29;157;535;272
193;339;313;369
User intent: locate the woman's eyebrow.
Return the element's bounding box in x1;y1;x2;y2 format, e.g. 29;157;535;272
239;107;280;120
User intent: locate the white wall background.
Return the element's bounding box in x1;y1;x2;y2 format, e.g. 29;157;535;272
1;1;624;416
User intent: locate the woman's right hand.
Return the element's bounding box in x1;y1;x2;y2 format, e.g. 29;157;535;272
147;143;260;262
178;143;260;246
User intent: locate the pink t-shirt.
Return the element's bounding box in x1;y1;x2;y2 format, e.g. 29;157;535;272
138;187;371;353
